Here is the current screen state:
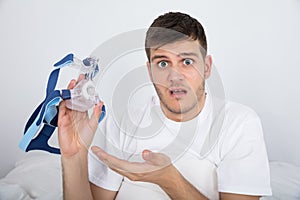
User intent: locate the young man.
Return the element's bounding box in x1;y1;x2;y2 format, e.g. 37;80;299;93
58;12;272;199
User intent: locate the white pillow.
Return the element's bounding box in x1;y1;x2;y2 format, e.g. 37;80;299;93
0;151;62;199
261;161;300;200
0;182;32;200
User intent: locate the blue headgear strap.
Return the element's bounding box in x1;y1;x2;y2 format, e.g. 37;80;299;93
19;53;105;154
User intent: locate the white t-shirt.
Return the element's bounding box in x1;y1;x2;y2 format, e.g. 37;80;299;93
88;93;272;199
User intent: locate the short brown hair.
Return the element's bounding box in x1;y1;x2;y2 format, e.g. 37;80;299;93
145;12;207;61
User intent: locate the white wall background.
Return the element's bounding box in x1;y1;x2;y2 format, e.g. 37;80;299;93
0;0;299;177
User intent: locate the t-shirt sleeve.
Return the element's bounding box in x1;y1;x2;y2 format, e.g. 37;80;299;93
87;112;124;191
217;114;272;196
88;153;123;191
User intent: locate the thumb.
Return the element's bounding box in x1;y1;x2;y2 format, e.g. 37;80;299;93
142;150;171;166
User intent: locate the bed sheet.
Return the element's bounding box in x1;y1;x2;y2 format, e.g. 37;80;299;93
1;152;300;200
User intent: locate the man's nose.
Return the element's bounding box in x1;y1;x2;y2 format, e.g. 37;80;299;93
167;67;184;82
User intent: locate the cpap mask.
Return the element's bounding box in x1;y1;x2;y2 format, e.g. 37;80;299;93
19;53;105;154
62;54;101;112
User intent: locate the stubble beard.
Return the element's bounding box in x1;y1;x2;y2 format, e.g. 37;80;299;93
153;82;206;115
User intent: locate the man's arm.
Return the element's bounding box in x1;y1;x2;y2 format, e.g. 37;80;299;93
58;78;117;200
92;147;262;200
92;147;208;200
158;166;260;200
157;164;208;200
61;151;93;200
90;182;117;200
61;150;117;200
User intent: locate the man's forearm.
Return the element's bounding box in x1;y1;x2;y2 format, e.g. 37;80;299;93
61;150;93;200
158;166;208;200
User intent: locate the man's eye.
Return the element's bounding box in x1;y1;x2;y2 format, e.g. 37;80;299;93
183;58;193;66
158;61;168;68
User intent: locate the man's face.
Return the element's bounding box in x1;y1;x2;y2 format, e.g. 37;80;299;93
147;39;212;121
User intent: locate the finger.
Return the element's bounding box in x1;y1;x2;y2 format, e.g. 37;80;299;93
91;146;157;174
91;146;120;166
91;146;122;169
91;146;134;172
58;101;67;127
142;150;171;167
77;74;85;83
67;79;76;90
90;101;104;127
91;146;129;177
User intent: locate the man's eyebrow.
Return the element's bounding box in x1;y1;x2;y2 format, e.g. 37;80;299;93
151;55;168;62
178;52;199;58
150;52;200;62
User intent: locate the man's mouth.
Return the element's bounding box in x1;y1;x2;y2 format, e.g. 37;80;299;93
169;88;187;98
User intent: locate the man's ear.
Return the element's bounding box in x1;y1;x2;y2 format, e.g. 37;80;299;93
147;61;153;82
204;55;212;79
